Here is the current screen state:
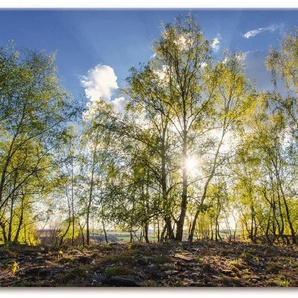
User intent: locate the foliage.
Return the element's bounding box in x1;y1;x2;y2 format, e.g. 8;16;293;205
2;18;298;248
0;42;78;244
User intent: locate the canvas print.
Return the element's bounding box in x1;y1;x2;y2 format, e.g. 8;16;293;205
1;7;298;287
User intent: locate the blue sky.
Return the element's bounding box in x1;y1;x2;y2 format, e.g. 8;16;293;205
0;8;298;107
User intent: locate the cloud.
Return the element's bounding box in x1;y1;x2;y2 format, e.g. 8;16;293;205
80;64;118;102
211;35;221;52
112;97;127;114
154;65;170;86
222;52;247;66
243;24;279;39
81;65;128;118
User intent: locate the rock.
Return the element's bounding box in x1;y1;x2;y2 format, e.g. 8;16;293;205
47;268;65;278
105;275;141;287
174;253;193;262
77;256;92;264
189;272;201;279
182;241;192;249
137;256;149;265
89;273;108;284
164;270;179;275
24;267;43;275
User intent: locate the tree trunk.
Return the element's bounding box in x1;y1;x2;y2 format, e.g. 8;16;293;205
160;224;167;242
157;219;160;242
143;222;150;243
188;129;225;242
160;130;175;240
13;199;25;244
0;220;7;243
102;219;108;243
164;216;174;240
176;140;188;241
59;219;71;247
86;150;96;246
78;222;85;246
7;197;15;243
280;183;296;244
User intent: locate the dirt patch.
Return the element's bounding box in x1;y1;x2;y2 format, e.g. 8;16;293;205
1;241;298;287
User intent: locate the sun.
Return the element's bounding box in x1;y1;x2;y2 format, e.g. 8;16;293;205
185;155;199;174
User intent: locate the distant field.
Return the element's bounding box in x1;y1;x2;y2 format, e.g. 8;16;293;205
90;231;158;243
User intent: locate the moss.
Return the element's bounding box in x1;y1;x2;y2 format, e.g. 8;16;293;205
143;280;159;287
241;250;255;260
160;263;176;271
100;244;113;251
16;279;32;286
128;242;142;249
57;255;75;264
202;262;212;273
266;263;284;274
55;265;89;285
193;255;204;263
104;266;136;278
151;254;173;264
221;249;234;256
103;254;135;264
229;264;242;276
274;276;291;287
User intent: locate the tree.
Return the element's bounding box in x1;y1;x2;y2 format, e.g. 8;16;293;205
187;51;255;241
80;120;105;246
55;125;81;247
153;15;214;241
232;93;298;244
123;16;255;242
0;42;77;244
126;61;179;240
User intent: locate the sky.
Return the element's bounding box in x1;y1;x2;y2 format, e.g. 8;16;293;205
0;7;298;112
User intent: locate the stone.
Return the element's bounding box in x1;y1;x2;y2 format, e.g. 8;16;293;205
106;275;141;287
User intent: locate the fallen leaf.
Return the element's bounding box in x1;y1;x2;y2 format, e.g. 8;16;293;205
174;254;193;261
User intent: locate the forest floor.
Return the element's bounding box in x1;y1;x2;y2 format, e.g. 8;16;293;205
1;240;298;287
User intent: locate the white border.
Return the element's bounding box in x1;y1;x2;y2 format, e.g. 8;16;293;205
0;1;297;9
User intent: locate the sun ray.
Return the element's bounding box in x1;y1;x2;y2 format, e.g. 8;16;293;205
185;155;199;175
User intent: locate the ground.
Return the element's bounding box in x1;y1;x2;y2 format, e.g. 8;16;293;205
1;240;298;287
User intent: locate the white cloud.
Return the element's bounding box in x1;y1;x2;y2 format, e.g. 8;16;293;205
222;52;247;65
238;51;249;62
151;52;157;59
175;33;194;49
82;101;99;121
243;24;279;39
163;31;194;51
154;64;170;86
80;64;118;102
200;62;208;68
81;65;128;119
211;35;221;52
112;97;127;114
